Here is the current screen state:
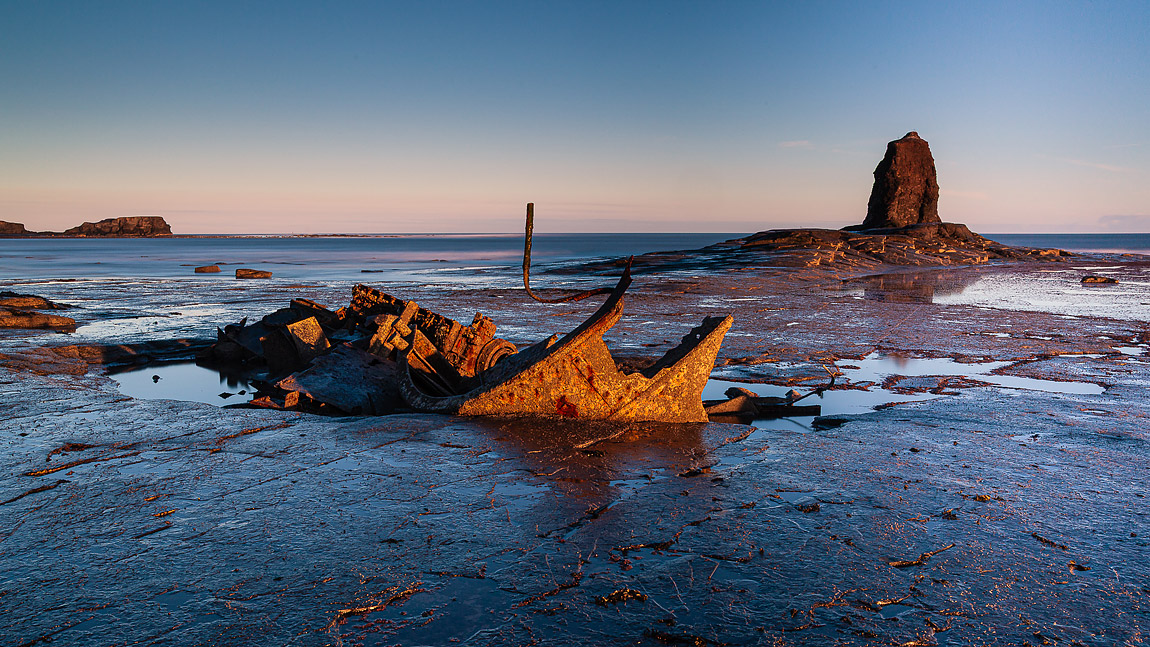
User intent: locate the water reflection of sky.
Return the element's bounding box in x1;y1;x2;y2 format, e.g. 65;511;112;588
932;269;1150;322
111;362;262;406
703;352;1104;431
0;233;738;283
839;265;1150;322
119;351;1105;421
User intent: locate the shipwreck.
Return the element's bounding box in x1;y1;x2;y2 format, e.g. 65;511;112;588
197;205;748;422
203;264;732;423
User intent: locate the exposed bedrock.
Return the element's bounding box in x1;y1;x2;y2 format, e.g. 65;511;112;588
0;291;76;330
852;131;941;230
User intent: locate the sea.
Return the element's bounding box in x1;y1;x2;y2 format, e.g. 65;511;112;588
0;233;742;284
2;232;1148;284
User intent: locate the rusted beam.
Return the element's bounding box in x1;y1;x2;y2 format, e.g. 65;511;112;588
522;202;617;304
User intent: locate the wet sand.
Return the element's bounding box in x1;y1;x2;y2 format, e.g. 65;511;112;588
2;252;1149;645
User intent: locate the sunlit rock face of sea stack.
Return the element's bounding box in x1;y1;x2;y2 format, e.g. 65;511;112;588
858;131;941;230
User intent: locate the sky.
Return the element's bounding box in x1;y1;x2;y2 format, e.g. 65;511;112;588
1;1;1147;235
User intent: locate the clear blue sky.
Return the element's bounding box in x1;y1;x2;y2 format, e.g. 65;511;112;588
1;1;1147;234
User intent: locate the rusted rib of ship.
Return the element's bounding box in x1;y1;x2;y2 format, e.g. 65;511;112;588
398;264;733;423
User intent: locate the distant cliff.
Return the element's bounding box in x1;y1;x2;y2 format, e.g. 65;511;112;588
63;216;172;237
0;216;173;237
0;221;28;236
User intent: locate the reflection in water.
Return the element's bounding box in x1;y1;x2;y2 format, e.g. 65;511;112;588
704;352;1105;431
110;361;263;406
844;269;983;303
466;417;710;531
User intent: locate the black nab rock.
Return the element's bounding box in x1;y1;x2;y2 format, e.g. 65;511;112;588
858;131;941;230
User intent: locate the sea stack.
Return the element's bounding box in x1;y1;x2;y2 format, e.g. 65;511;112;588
856;131;941;230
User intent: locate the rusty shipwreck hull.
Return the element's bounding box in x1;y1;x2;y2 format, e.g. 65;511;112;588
399;267;733;423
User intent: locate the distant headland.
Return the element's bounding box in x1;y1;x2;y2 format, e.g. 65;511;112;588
0;216;173;238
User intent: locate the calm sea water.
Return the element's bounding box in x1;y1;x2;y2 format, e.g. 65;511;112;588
3;232;1147;284
0;233;743;283
990;233;1150;254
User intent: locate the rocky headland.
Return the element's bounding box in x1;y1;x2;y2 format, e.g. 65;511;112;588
0;215;172;237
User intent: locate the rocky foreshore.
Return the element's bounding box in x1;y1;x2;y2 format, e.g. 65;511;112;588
2;247;1148;647
573;220;1068;277
3;133;1146;646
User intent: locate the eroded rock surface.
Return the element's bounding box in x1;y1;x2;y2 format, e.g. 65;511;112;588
575;224;1067;277
1;216;173;237
1;351;1147;646
0;291;75;330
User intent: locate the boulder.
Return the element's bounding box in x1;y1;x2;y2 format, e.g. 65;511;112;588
0;221;28;236
855;131;941;230
235;268;273;279
63;216;172;237
194;265;221;273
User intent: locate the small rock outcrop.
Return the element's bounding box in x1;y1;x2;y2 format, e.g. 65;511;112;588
235;268;273;279
0;291;71;310
63;216;172;237
854;131;941;230
1082;275;1118;284
0;291;75;330
0;221;28;236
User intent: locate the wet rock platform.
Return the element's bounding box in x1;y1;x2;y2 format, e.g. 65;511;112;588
3;255;1150;645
